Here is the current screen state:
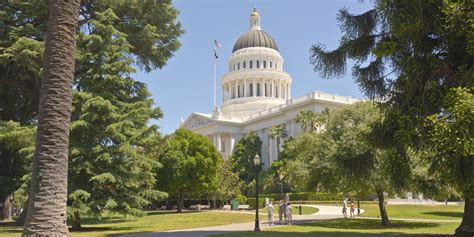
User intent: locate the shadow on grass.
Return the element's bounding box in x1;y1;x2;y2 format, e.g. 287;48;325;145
422;211;463;219
299;219;439;230
211;231;451;237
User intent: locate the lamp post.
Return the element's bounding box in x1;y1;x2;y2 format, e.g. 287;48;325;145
279;173;284;201
253;154;261;232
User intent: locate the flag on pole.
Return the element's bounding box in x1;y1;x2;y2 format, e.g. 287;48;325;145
214;40;222;48
213;40;221;59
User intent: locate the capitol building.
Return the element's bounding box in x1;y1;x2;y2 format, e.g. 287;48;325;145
181;8;360;166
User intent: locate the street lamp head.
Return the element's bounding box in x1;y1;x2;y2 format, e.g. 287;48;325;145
253;154;261;166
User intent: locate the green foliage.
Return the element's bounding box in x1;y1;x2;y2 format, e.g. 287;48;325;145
426;87;474;198
210;159;244;202
258;192;343;201
246;197;274;209
0;121;35;204
295;109;329;132
68;9;168;223
157;129;221;209
229;131;262;189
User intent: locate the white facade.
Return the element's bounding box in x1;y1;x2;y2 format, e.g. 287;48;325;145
181;8;360;166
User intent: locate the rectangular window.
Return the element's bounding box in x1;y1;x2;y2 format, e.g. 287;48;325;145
243;61;246;69
275;85;278;98
250;60;253;68
250;83;254;96
257;60;260;68
263;61;266;68
270;61;273;68
264;83;268;96
238;63;240;70
237;85;241;98
257;83;261;96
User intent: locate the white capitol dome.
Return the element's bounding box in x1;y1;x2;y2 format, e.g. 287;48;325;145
181;8;360;163
221;7;292;118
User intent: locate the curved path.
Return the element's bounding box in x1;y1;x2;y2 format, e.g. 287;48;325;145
125;205;361;237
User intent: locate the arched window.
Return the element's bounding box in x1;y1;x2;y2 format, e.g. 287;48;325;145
257;83;261;96
270;61;273;68
263;60;266;68
249;60;253;69
249;83;254;96
237;62;240;70
257;60;260;68
243;61;246;69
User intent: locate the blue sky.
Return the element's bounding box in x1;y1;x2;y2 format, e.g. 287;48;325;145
132;0;375;134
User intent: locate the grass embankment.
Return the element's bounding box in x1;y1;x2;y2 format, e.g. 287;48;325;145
359;204;464;220
0;210;254;237
214;218;459;237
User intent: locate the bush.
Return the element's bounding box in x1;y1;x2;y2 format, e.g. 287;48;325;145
258;192;344;201
247;197;274;209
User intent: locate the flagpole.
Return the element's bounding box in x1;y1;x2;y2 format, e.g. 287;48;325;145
213;57;217;109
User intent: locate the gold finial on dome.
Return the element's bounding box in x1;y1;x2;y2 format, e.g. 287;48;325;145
251;7;259;16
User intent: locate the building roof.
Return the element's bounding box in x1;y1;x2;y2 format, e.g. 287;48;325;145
232;30;279;53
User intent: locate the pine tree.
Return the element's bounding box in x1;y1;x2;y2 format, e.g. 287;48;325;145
68;9;166;229
310;1;473;233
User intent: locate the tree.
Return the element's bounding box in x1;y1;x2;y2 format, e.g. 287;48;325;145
157;129;221;213
0;121;35;221
268;124;287;160
209;160;244;207
426;88;474;234
67;9;167;229
296;109;330;132
229;131;262;194
23;0;80;235
310;0;473;233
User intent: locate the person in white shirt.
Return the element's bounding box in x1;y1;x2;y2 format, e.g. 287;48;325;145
285;202;292;225
267;202;274;226
342;198;348;218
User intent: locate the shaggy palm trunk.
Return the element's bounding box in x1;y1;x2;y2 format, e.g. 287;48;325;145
1;194;13;221
22;0;80;236
455;198;474;237
376;189;390;225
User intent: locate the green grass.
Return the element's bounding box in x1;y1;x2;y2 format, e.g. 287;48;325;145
359;204;464;220
0;210;254;237
213;218;459;237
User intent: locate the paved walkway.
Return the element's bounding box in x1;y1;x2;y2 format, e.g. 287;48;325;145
125;205;351;237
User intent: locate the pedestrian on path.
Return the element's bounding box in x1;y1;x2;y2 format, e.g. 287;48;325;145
278;201;285;224
267;202;274;226
342;198;348;218
350;200;356;217
285;202;292;225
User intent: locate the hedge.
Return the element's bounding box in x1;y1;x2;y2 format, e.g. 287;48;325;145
247;197;275;209
257;192;344;201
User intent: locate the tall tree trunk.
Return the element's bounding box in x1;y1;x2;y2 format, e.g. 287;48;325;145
177;192;185;213
22;0;80;236
455;198;474;237
1;194;13;222
376;189;390;225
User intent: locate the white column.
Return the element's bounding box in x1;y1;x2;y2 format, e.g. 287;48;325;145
230;136;236;155
271;80;274;98
253;78;256;97
233;82;237;99
287;83;291;99
216;134;221;152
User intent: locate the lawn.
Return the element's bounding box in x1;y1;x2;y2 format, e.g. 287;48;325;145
0;210;255;237
213;218;459;237
359;204;464;220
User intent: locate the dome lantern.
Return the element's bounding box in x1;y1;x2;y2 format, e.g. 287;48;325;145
250;7;261;30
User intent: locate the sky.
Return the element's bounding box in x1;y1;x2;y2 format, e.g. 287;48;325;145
132;0;375;134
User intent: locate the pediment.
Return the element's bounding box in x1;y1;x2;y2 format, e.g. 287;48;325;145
181;113;215;130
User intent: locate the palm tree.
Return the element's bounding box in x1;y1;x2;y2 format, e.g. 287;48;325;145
268;124;288;160
296;109;331;132
23;1;80;236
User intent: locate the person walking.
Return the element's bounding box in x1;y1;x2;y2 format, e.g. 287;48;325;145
285;202;292;225
350;200;356;217
267;202;275;226
342;198;348;218
278;201;285;224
